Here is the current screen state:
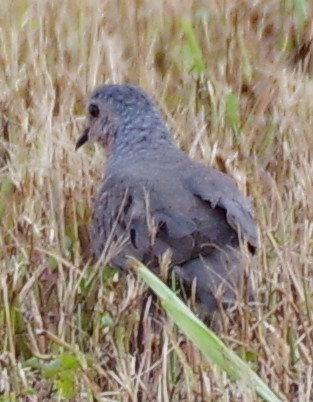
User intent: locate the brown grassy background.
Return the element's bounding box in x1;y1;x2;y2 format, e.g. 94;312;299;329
1;0;313;401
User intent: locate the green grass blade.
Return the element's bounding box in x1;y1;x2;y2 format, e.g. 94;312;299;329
130;258;281;402
180;17;205;76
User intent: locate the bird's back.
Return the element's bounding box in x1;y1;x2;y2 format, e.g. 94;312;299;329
91;150;247;268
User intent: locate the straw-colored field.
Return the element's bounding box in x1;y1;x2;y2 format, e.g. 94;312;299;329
1;1;313;401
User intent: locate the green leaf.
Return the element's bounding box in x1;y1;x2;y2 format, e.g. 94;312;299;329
43;353;80;378
179;17;205;77
293;0;307;27
100;312;114;328
24;357;42;369
102;266;119;281
56;370;76;398
1;176;14;197
225;91;240;138
47;255;58;270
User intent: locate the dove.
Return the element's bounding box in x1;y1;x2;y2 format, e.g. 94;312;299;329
76;84;257;315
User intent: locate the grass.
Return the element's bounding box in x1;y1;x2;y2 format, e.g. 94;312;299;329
1;0;313;400
131;259;280;402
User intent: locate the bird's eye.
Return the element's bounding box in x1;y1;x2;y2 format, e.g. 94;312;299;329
88;103;100;118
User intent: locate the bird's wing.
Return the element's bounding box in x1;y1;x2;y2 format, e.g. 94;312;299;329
91;162;258;270
91;174;184;266
91;171;214;267
184;165;258;250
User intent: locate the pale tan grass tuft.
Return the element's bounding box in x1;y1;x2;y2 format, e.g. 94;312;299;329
1;0;313;400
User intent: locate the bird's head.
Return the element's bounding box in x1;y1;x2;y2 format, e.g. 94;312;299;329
75;84;170;157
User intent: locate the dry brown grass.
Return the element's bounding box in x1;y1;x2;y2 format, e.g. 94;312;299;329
1;0;313;400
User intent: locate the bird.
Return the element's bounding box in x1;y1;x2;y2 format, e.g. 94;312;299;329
76;84;258;316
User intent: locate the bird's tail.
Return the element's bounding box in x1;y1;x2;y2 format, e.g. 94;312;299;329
173;247;254;318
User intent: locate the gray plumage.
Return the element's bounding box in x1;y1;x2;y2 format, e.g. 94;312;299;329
76;84;258;314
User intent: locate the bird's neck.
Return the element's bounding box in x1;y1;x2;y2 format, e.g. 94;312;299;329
107;127;175;166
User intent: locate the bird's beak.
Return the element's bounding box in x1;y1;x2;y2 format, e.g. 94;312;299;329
75;127;90;150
